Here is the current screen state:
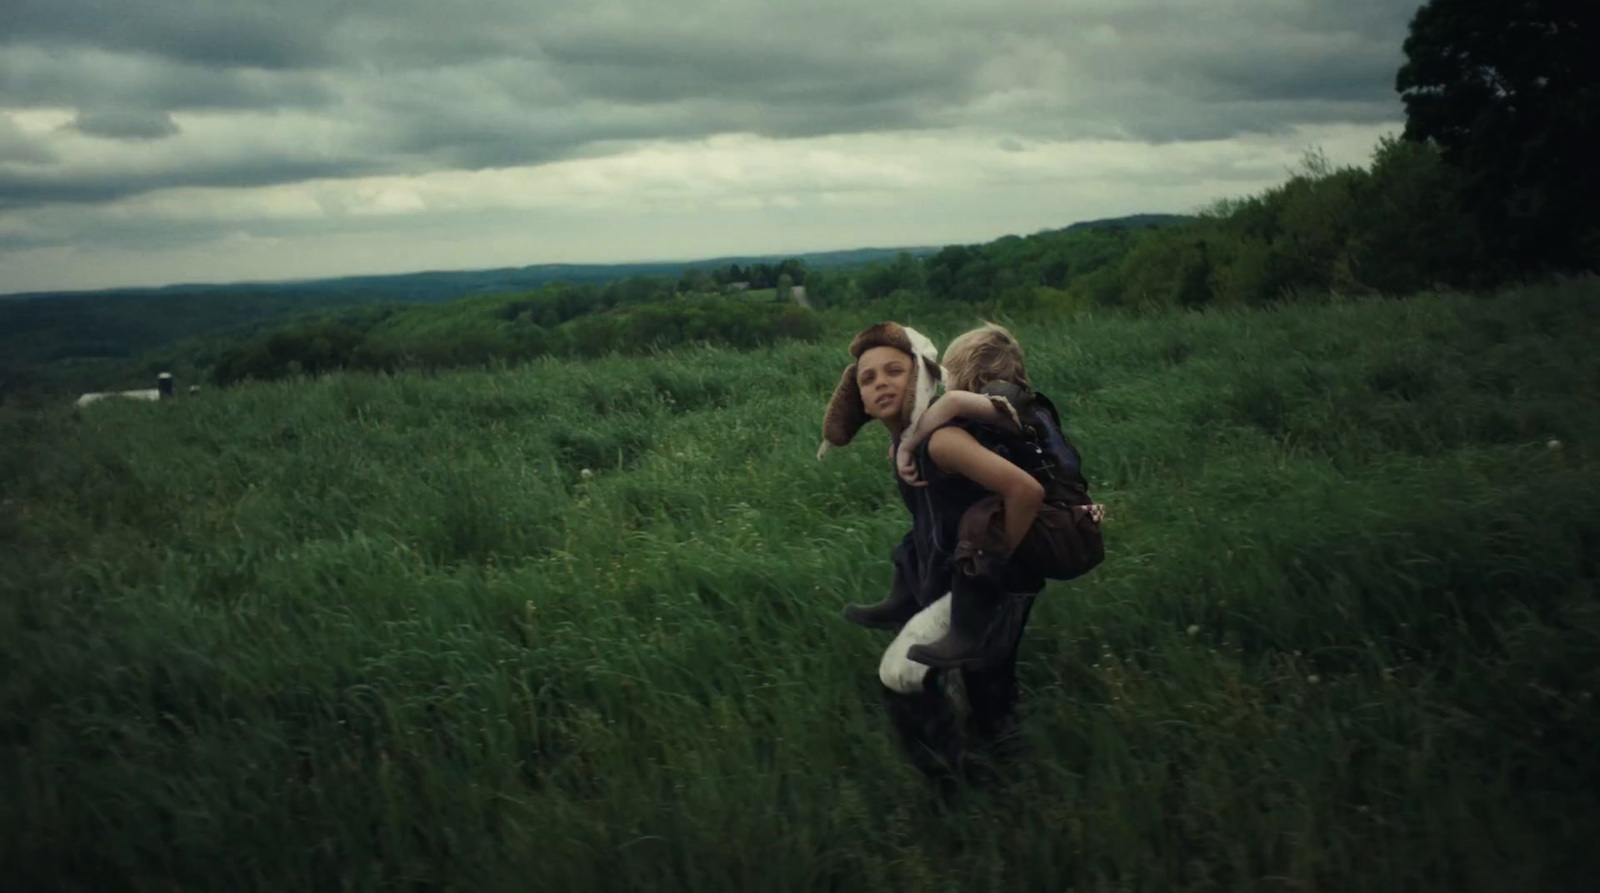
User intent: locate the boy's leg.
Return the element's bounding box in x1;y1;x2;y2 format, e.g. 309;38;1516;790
911;490;1085;669
907;496;1006;669
1012;499;1103;583
905;573;1011;669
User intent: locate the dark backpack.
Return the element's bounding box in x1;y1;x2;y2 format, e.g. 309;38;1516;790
976;381;1105;581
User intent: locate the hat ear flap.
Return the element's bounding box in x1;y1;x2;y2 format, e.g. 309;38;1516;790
818;364;867;459
904;355;942;432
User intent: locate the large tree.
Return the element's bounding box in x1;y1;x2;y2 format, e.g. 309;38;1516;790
1396;0;1598;272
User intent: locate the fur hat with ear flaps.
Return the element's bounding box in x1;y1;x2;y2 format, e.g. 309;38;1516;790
817;321;944;460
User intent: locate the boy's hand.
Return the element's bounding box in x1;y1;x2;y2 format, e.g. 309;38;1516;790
894;394;965;487
896;441;927;487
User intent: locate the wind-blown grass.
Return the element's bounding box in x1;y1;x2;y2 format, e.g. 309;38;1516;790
3;280;1598;892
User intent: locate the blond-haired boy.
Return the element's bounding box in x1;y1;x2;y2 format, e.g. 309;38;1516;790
895;322;1030;484
896;322;1105;669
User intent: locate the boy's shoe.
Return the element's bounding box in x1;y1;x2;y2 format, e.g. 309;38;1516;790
846;540;922;630
843;587;920;630
906;584;1008;669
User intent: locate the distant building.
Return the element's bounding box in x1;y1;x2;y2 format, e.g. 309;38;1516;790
77;372;174;408
725;281;751;293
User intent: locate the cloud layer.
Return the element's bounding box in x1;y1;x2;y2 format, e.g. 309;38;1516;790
0;0;1422;291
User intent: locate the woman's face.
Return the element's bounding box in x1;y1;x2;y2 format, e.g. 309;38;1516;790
857;345;913;423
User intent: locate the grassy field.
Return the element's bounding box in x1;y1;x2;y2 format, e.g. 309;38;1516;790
3;280;1598;892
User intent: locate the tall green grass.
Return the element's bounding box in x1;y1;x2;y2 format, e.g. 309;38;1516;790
3;280;1598;892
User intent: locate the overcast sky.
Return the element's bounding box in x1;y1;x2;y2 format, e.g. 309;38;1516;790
0;0;1421;294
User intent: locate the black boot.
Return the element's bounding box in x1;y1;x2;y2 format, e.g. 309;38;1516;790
879;676;965;788
843;541;921;630
842;590;919;630
906;581;1011;670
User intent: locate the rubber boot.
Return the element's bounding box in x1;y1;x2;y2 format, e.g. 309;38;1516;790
842;588;920;630
845;542;922;630
906;580;1009;669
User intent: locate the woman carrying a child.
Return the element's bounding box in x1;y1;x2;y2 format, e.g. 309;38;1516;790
817;321;1097;788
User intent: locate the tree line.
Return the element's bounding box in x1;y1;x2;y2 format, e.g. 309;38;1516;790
677;258;809;293
169;119;1600;390
208;294;821;386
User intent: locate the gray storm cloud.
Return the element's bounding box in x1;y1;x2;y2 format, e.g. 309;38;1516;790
0;46;336;113
0;116;55;165
0;0;1420;207
71;108;182;140
3;0;340;69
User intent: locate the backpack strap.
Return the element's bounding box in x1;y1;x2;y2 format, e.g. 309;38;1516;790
1029;391;1065;430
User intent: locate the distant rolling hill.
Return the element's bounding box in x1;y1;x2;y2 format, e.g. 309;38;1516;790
1059;213;1195;233
0;246;941;304
0;213;1191;403
2;213;1191;305
0;244;939;402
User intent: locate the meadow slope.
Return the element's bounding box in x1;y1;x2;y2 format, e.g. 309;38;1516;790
4;280;1599;892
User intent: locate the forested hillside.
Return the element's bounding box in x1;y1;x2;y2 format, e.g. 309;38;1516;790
0;247;930;406
102;134;1575;398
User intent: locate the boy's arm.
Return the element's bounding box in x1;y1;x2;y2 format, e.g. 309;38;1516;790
936;390;1021;432
925;426;1043;551
895;391;1022;486
905;392;1018;450
895;394;969;486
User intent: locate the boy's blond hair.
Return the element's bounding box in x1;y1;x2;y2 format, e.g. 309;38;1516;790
942;322;1030;392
